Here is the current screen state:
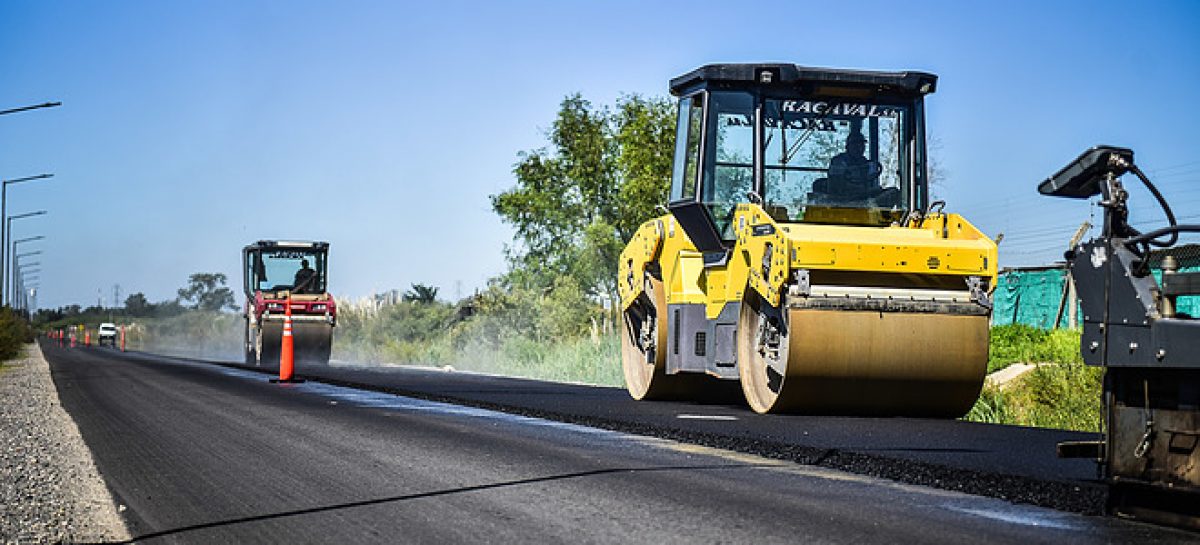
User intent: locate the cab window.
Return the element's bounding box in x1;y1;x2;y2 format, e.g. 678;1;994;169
761;99;910;223
700;91;754;239
669;95;704;202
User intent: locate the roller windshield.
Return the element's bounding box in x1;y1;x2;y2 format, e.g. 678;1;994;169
679;90;920;236
249;249;327;294
762;98;911;222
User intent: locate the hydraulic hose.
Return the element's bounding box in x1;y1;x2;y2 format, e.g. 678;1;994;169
1129;164;1179;247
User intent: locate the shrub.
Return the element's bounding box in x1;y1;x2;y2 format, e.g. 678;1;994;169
0;308;32;361
988;324;1082;372
129;310;243;360
965;361;1103;432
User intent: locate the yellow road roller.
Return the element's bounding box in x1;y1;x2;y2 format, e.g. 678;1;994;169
618;64;997;416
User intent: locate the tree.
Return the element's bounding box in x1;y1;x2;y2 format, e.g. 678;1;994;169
153;298;187;318
177;273;236;312
402;284;439;304
33;307;65;324
124;292;153;317
612;94;676;240
491;93;676;304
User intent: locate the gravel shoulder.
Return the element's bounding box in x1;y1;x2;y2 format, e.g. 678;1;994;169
1;343;129;544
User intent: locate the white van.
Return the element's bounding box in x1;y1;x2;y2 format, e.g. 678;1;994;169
98;323;118;347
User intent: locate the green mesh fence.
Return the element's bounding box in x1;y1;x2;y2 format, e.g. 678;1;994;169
994;243;1200;328
1147;243;1200;317
993;267;1073;328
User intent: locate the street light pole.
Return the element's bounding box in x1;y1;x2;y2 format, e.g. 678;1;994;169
14;268;33;313
1;101;59;312
18;260;40;291
18;274;39;314
16;255;40;310
15;258;40;313
17;277;30;313
0;174;51;305
5;211;46;306
24;284;38;315
0;102;61;117
24;286;39;314
14;260;31;310
11;235;43;309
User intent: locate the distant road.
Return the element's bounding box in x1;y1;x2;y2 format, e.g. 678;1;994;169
43;343;1198;544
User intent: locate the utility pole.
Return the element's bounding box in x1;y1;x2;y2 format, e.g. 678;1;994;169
112;284;121;322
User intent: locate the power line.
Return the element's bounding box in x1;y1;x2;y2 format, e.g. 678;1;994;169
1146;159;1200;174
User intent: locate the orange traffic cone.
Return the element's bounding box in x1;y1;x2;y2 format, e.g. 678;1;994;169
270;294;304;384
120;326;126;352
85;330;91;347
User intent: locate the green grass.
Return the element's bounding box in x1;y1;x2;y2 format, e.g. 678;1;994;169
334;320;623;387
452;333;622;386
332;296;623;386
965;361;1103;431
965;325;1101;431
108;303;1100;432
987;324;1082;373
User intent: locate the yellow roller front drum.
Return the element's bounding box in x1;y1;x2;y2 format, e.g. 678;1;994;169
738;298;988;416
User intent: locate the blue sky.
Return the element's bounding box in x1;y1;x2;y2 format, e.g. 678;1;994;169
1;1;1198;310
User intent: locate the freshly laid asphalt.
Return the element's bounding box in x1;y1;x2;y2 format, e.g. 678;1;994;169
210;353;1101;511
43;342;1200;543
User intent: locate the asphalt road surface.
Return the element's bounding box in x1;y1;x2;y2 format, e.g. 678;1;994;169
44;343;1199;544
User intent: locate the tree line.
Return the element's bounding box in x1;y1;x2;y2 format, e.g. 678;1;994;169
35;91;677;344
34;272;237;324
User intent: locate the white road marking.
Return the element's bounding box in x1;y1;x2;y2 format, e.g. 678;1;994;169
943;505;1081;530
676;414;739;421
209;364;620;437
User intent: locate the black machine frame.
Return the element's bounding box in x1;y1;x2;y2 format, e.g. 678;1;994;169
1042;145;1200;529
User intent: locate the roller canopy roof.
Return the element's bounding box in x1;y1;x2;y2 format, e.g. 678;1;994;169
669;63;938;96
244;240;330;252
